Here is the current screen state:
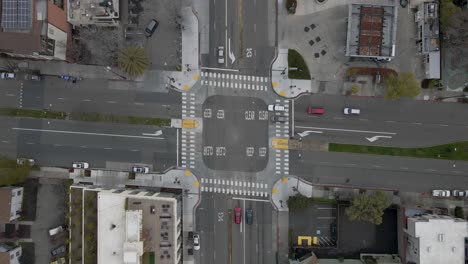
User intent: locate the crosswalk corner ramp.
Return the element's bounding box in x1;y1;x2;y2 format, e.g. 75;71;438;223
185;170;191;176
272;187;278;194
194;181;199;187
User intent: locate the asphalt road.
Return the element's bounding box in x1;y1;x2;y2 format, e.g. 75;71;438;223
0;116;178;171
196;194;275;264
294;94;468;147
202;95;268;172
290;150;468;192
0;77;181;118
207;0;275;75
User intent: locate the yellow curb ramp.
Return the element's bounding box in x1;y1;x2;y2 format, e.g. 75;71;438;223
182;119;198;129
185;170;191;176
281;177;287;183
272;187;277;194
183;84;189;90
193;74;199;81
194;181;199;187
272;138;289;149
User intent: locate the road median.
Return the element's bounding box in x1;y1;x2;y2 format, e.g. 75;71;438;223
0;107;171;126
330;142;468;161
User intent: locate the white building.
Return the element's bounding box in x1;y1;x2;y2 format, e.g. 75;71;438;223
0;187;24;223
405;214;468;264
0;244;22;264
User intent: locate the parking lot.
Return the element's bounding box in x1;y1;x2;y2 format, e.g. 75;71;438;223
30;178;69;264
290;201;338;248
202;95;269;172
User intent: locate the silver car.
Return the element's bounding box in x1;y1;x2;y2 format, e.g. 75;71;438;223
132;166;150;174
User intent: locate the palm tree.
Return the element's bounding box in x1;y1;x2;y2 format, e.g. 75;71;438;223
118;46;149;77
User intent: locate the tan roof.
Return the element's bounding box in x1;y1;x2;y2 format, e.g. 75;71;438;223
0;20;43;55
0;188;12;223
0;251;11;264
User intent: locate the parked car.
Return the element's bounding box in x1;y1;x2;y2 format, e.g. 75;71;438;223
51;257;66;264
16;158;35;166
72;162;90;169
218;46;225;64
29;74;41;81
400;0;408;7
0;72;15;79
246;209;253;225
132;166;150;174
271;115;288;123
343;107;360;115
145;19;159;37
432;190;451;197
48;225;64;237
234;207;242;224
193;234;200;250
307;107;324;115
452;190;465;197
51;245;66;256
268;104;285;112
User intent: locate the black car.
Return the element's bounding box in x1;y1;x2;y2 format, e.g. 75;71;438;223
400;0;408;8
51;245;66;256
246;209;253;225
145;19;159;37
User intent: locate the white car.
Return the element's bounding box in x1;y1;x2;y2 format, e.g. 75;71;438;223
0;72;16;79
17;158;35;166
452;190;465;197
218;47;225;64
343;107;360;115
268;104;285;112
432;190;451;197
132;166;150;174
193;234;200;250
72;162;90;169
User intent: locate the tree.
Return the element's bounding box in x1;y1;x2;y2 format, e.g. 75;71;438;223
454;206;465;219
287;194;310;212
384;72;420;99
118;46;149;77
440;0;462;30
345;190;390;225
350;84;360;94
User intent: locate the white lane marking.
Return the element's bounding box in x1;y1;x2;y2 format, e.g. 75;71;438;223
134;102;144;105
372;165;382;168
26;142;34;145
57;97;65;100
333;117;343;120
83;99;92;102
142;130;163;137
359;119;368;121
12;128;165;140
107;101;117;104
1;140;9;143
439;124;448;127
297;130;323;137
385;120;395;123
296;126;396;135
365;135;392;142
200;67;239;72
104;147;112;150
400;167;409;170
232;197;270;202
343;163;357;166
412;122;422;125
424;169;436;172
6;93;15;97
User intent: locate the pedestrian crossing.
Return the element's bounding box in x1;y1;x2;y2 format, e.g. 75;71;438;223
200;178;269;197
182;92;195;118
200;71;269;91
275;99;289;176
181;92;196;169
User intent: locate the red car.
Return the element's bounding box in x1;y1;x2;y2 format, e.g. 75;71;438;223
234;207;242;224
307;107;324;115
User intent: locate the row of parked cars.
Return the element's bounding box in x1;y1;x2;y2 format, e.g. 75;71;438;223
432;190;468;197
72;161;150;173
1;72;41;80
267;104;361;118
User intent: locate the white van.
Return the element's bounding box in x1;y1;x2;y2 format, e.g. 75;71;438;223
48;226;64;237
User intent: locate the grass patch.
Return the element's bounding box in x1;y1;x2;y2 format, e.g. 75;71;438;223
330;142;468;160
0;156;32;186
288;49;311;80
0;107;170;127
70;187;83;263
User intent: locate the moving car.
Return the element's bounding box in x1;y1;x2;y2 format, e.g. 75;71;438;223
17;158;35;166
343;107;360;115
307;107;324;115
234;207;242;224
193;234;200;250
271;115;288;123
268;104;285;112
51;245;66;256
218;46;225;64
72;162;90;169
246;209;253;225
145;19;159;37
0;72;15;79
132;166;150;174
432;190;451;197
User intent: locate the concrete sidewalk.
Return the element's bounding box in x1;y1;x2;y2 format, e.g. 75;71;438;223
271;176;314;211
169;7;200;92
271;48;313;98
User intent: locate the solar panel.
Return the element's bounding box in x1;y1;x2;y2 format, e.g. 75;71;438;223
1;0;31;30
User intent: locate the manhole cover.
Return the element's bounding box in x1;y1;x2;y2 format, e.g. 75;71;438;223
316;36;321;42
314;53;320;58
321;50;327;55
304;27;310;32
310;24;316;30
309;40;315;46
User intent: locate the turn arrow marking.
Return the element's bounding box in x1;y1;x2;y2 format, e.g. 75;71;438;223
228;38;236;64
142;130;163;137
365;135;392;142
297;130;323;137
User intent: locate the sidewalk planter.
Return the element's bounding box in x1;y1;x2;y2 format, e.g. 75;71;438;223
286;0;297;14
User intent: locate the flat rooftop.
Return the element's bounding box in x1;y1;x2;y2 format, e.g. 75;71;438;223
346;4;397;58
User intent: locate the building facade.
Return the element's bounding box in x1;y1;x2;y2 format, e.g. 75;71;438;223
0;243;22;264
415;2;440;79
0;187;24;223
